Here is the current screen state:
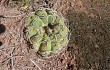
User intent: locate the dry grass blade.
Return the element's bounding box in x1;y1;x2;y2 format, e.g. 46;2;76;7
10;47;15;70
30;59;42;70
1;13;26;18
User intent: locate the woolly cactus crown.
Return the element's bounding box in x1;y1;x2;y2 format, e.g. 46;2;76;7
27;9;69;56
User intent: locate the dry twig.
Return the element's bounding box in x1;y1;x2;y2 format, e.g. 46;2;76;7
10;47;15;70
30;59;42;70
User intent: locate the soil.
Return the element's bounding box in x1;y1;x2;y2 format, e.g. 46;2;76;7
0;0;110;70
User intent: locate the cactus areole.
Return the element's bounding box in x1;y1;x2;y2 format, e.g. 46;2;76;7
26;9;69;57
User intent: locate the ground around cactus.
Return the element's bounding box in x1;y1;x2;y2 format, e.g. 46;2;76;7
0;0;110;70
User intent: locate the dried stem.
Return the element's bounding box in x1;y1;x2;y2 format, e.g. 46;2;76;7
30;59;42;70
10;47;15;70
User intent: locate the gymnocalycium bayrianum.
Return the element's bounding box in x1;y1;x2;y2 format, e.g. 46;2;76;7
26;9;69;57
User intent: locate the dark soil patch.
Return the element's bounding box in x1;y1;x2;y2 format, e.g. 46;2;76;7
0;24;6;34
66;0;110;69
0;41;3;46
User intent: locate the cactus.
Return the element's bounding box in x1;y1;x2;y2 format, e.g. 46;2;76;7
35;10;49;26
48;15;56;24
55;16;64;25
39;40;51;56
41;16;48;26
28;26;38;38
51;42;62;54
46;10;53;15
33;16;45;29
27;12;35;25
26;9;69;56
35;10;47;17
30;36;43;51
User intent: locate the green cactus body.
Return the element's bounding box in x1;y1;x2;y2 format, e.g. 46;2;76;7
48;15;56;24
39;41;51;52
50;35;57;43
28;26;38;38
30;36;43;51
33;16;45;29
53;25;68;42
27;12;35;25
33;42;41;51
27;16;33;25
39;40;51;56
53;25;62;34
40;16;48;26
42;34;49;41
46;10;53;15
51;43;61;54
60;37;69;47
27;9;69;56
35;10;48;26
30;35;43;43
46;27;52;35
35;10;47;17
60;26;69;38
55;16;64;25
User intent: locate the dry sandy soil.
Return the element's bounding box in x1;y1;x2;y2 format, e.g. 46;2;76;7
0;0;110;70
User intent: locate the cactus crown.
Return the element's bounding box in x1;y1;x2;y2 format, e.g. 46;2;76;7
26;9;69;56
